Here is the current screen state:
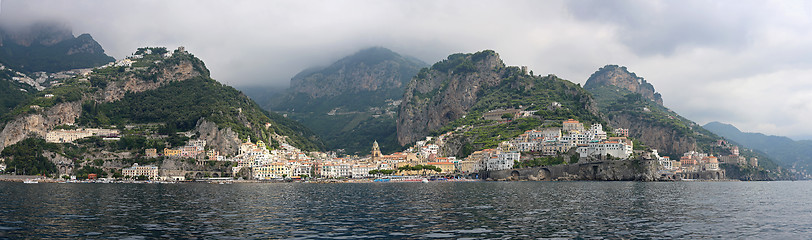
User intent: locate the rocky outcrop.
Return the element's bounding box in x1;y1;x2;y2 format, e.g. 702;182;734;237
584;65;663;105
608;113;697;156
66;34;106;55
397;50;505;145
101;58;202;102
0;102;81;152
194;118;242;156
483;159;664;181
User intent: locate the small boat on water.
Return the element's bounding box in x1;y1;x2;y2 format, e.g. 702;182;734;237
421;179;429;183
23;179;38;184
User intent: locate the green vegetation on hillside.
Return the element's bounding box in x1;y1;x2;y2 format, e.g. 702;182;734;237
1;138;59;175
0;70;35;117
586;68;785;174
77;77;323;151
425;69;603;157
266;47;425;154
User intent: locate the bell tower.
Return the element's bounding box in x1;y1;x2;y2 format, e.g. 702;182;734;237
371;140;383;161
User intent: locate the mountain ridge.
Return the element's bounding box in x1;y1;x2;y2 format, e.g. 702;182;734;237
0;46;323;155
266;47;426;154
0;22;114;73
703;121;812;174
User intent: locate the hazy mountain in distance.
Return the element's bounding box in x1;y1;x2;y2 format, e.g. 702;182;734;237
704;121;812;174
267;47;427;154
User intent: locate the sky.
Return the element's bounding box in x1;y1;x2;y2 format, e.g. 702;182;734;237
2;0;812;140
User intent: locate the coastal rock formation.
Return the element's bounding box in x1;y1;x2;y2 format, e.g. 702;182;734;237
397;50;505;145
483;159;671;181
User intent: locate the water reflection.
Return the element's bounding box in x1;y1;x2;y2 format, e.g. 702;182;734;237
0;181;810;239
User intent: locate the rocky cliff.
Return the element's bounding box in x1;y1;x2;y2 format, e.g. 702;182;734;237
194;118;242;156
483;159;664;181
607;112;697;155
100;55;204;102
397;50;505;145
584;65;663;105
0;101;81;151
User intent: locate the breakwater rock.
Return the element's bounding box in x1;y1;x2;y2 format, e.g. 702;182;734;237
483;159;725;181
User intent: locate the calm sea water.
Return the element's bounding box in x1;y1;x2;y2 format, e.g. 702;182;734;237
0;181;810;239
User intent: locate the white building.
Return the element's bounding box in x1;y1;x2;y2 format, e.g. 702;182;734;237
588;123;607;140
576;140;633;159
485;152;518;171
122;163;159;179
351;164;377;178
320;162;352;178
290;162;312;178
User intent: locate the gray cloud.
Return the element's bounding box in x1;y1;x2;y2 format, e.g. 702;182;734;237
567;0;759;56
2;0;812;139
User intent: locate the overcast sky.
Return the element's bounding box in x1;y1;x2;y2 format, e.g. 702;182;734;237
2;0;812;140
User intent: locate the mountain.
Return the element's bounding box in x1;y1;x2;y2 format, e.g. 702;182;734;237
0;46;322;170
0;22;115;73
584;65;786;173
704;121;812;174
397;50;602;157
584;65;718;157
267;47;427;154
584;65;662;105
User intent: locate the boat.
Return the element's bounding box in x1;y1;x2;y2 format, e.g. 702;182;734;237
23;179;38;184
422;179;429;183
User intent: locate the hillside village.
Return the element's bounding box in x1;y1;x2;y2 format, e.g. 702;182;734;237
0;46;796;182
13;113;761;182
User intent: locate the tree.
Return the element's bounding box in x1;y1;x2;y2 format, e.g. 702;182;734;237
501;113;514;120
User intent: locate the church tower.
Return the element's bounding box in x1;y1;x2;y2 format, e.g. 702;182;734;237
371;140;383;161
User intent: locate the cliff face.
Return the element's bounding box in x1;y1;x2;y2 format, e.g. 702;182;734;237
608;113;697;155
0;55;199;151
584;65;663;105
397;50;505;145
100;58;203;102
195;118;241;156
0;101;81;151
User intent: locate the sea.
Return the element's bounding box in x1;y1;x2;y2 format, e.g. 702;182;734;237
0;181;810;239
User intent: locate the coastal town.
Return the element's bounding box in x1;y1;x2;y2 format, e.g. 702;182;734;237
1;114;761;183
